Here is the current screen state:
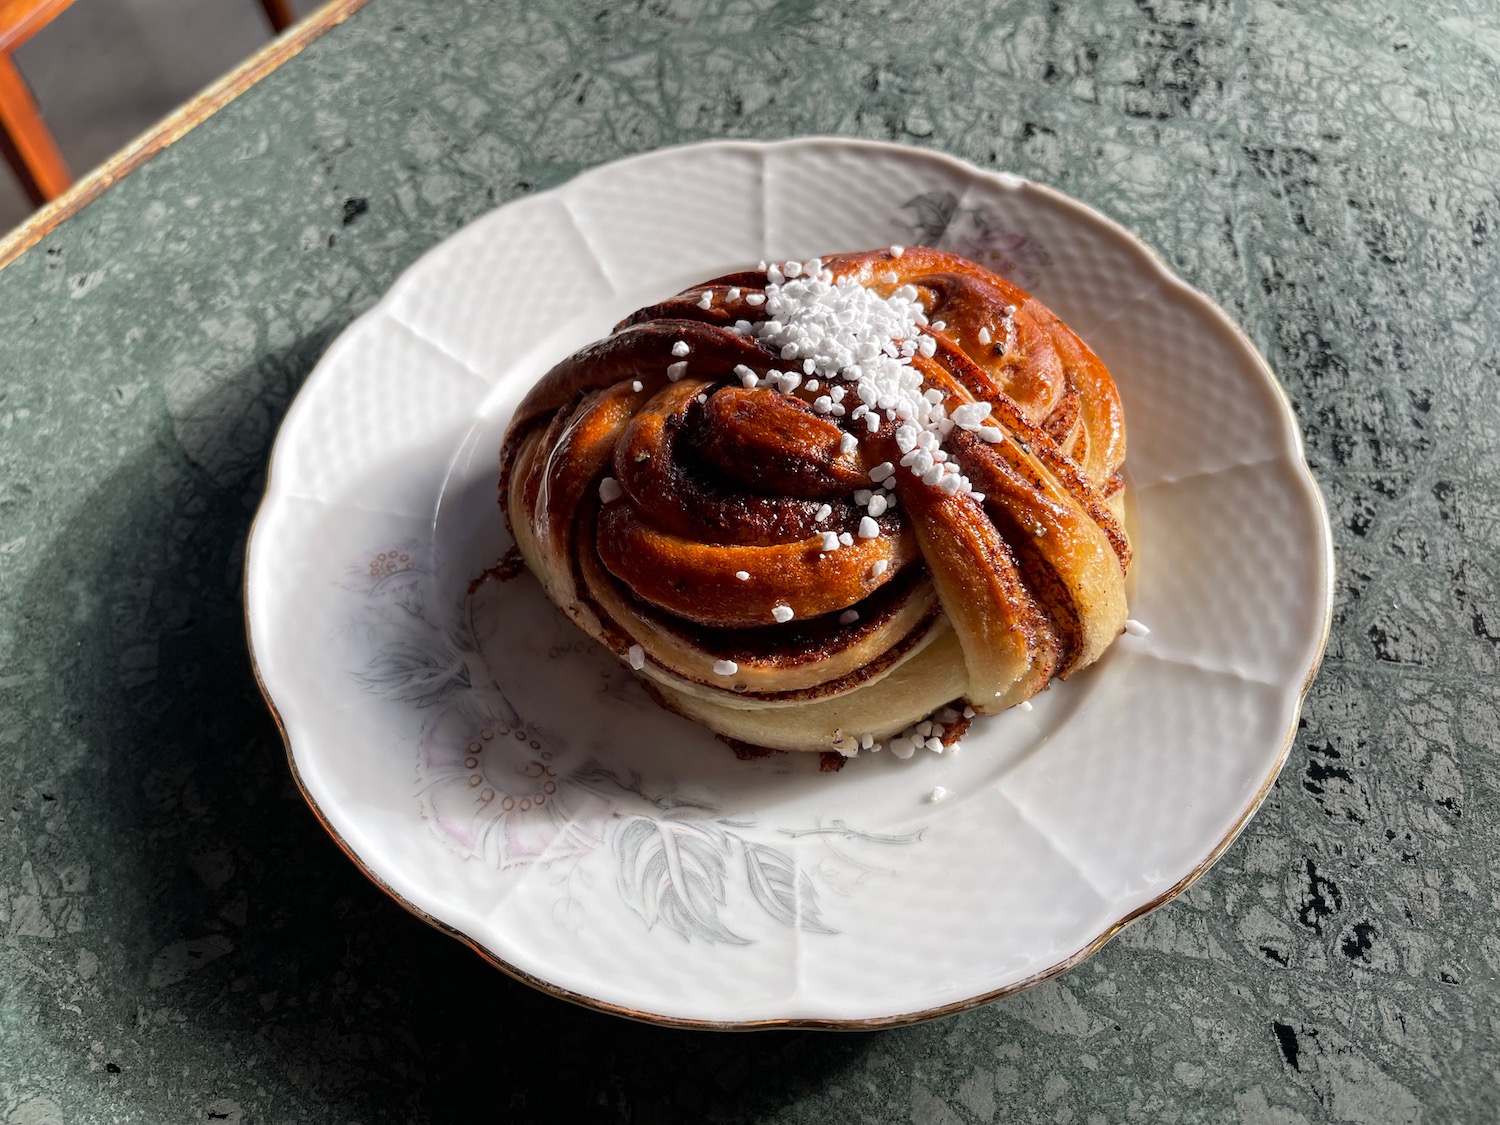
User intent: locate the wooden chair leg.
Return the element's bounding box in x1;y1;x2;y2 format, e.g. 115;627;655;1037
0;52;71;206
258;0;296;33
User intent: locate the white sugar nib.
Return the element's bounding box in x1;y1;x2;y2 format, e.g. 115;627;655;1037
742;259;990;499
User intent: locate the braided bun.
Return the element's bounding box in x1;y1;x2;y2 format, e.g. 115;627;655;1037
499;248;1129;754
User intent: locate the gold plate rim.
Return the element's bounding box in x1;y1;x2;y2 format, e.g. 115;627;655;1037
242;136;1335;1031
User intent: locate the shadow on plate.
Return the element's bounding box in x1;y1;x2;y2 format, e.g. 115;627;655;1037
13;344;937;1122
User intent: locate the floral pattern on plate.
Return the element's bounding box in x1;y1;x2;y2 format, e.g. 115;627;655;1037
247;138;1332;1026
343;543;923;945
900;190;1053;289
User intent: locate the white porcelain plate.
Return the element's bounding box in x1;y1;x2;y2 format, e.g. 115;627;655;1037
245;138;1333;1028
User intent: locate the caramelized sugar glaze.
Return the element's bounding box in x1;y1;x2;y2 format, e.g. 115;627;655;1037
499;248;1130;753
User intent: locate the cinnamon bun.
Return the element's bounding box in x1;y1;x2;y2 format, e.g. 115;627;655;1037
498;248;1129;755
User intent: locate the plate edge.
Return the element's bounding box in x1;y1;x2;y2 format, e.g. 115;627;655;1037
242;135;1337;1030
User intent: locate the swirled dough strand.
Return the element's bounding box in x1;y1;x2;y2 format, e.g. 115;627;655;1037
499;248;1130;755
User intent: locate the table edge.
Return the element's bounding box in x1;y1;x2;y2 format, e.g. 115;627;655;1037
0;0;375;272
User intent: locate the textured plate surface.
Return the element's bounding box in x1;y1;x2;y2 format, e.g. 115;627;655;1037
245;138;1333;1028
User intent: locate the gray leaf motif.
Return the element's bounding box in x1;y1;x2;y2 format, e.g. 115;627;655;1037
443;589;483;655
357;639;471;708
614;816;750;945
743;842;837;935
902;191;960;244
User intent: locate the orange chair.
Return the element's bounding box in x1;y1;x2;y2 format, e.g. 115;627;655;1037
0;0;295;207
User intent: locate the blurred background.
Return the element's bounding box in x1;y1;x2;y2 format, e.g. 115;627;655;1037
1;0;320;232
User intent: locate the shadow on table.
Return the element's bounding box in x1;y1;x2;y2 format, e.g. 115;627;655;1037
21;352;889;1123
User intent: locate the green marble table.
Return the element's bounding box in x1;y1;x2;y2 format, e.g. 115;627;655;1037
1;0;1496;1121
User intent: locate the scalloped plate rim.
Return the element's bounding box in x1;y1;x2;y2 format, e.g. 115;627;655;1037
244;136;1334;1030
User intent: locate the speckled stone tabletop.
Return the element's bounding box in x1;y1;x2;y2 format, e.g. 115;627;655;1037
1;0;1496;1121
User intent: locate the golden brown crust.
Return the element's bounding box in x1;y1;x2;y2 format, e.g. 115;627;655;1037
497;248;1130;751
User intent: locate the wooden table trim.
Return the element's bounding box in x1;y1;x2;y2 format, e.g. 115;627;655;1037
0;0;374;272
